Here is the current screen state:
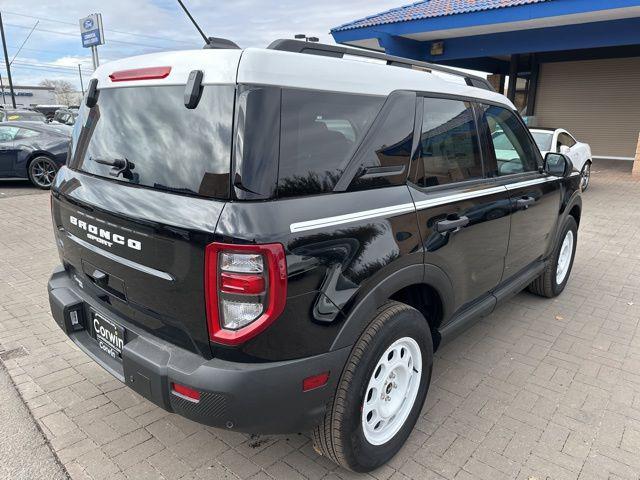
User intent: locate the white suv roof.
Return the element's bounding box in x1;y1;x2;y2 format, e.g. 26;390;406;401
92;44;513;109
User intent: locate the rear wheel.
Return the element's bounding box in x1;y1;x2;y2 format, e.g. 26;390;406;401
580;161;592;191
528;216;578;298
312;301;433;472
28;156;58;189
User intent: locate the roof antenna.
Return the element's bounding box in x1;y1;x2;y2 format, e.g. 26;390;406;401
176;0;239;49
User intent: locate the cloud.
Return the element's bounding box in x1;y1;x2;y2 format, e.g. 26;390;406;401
0;0;405;88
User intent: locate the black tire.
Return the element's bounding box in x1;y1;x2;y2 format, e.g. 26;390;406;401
528;215;578;298
27;155;58;189
581;160;592;191
312;301;433;472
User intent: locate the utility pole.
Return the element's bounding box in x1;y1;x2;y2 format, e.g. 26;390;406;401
0;73;5;105
0;12;16;108
78;64;85;95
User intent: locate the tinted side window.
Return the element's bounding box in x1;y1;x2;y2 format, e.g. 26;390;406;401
481;104;539;176
348;91;415;191
415;98;482;188
277;89;383;198
233;86;280;200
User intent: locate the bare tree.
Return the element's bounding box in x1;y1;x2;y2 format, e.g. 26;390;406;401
39;79;79;105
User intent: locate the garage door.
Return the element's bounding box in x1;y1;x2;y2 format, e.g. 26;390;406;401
535;57;640;159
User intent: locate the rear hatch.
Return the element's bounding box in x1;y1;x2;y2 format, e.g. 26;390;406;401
52;56;237;357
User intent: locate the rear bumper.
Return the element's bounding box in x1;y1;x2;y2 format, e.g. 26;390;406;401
48;265;349;434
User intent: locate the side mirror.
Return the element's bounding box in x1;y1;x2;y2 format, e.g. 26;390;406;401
544;152;573;177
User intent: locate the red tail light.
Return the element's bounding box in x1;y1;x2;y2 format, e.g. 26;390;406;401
220;272;265;295
303;372;330;392
109;66;171;82
204;242;287;346
171;382;200;402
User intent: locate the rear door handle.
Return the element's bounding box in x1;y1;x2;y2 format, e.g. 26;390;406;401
435;215;469;233
516;196;536;209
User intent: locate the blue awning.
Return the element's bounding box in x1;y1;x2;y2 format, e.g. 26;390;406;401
331;0;640;70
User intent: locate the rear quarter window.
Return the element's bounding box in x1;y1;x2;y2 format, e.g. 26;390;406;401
277;89;384;198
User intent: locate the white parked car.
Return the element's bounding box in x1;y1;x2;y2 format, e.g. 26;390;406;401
530;128;592;190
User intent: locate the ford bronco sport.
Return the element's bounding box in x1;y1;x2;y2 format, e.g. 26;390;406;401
48;39;582;472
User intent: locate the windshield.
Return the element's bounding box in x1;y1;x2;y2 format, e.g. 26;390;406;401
7;112;47;122
531;131;553;152
69;85;234;199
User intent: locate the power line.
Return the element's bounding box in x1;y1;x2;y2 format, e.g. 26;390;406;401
13;57;92;70
10;60;92;74
10;20;38;65
8;44;85;56
4;22;172;50
11;65;92;76
13;63;92;74
10;66;92;79
2;10;196;47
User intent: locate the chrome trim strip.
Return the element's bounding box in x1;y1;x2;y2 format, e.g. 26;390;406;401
290;202;415;233
290;174;573;234
505;176;559;190
66;232;174;281
414;185;507;210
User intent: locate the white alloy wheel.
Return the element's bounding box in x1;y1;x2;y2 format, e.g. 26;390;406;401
361;337;422;445
581;162;591;190
556;230;574;285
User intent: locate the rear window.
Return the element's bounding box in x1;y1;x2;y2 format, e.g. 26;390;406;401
531;131;553;151
277;89;384;198
69;85;234;199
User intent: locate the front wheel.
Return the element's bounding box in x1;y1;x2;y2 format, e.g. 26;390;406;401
312;301;433;472
28;156;58;189
581;161;592;191
528;216;578;298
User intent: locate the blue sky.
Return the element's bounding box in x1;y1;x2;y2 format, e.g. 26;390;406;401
1;0;403;89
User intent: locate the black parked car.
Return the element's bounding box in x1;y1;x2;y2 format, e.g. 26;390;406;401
51;108;77;126
48;40;582;472
0;121;69;188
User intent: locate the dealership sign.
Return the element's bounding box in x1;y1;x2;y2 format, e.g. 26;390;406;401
0;91;33;97
79;13;104;48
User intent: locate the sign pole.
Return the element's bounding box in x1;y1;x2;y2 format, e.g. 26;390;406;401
90;46;99;69
80;13;104;71
0;12;17;108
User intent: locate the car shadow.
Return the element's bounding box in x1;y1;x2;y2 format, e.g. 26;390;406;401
0;179;43;198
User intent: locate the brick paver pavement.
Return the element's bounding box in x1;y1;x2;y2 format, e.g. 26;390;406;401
1;160;639;480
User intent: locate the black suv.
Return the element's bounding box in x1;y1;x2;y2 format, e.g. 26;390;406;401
48;40;582;472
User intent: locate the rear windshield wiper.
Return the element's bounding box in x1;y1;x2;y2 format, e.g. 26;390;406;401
90;156;137;181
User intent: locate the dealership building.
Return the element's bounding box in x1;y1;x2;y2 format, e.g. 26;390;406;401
0;85;57;107
331;0;640;160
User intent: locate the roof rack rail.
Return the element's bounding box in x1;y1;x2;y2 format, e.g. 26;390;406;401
267;39;495;92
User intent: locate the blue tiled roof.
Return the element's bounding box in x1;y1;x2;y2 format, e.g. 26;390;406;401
331;0;552;32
